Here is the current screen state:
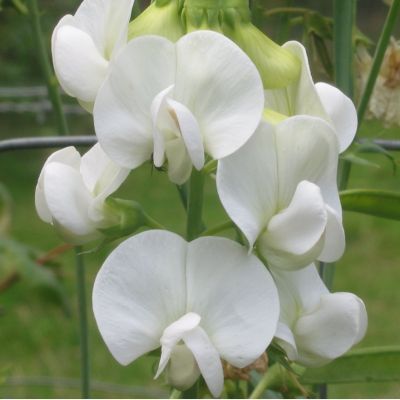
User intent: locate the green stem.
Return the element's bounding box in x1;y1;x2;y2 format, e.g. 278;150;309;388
75;247;90;398
27;0;69;136
186;169;205;241
249;364;280;399
169;388;182;399
357;0;400;125
200;220;234;236
333;0;355;97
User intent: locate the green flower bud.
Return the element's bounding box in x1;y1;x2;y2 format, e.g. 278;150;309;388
182;0;301;89
128;0;185;42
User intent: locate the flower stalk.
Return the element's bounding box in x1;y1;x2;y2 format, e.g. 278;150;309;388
75;247;90;398
26;0;69;136
186;169;205;241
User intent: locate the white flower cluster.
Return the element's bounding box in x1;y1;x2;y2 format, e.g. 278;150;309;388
35;0;367;396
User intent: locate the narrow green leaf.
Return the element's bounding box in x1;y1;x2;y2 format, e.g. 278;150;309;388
340;189;400;221
341;154;380;169
301;346;400;384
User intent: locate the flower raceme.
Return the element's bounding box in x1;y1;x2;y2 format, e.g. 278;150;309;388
217;116;345;270
92;230;279;397
52;0;135;111
35;144;129;244
272;264;367;367
93;30;265;184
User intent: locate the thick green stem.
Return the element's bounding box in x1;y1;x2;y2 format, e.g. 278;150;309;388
75;248;90;398
186;169;205;241
27;0;69;136
357;0;400;124
333;0;355;98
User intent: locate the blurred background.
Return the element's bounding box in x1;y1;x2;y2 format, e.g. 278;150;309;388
0;0;399;398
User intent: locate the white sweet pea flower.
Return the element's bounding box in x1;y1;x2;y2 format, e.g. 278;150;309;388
264;41;358;153
272;264;367;367
52;0;135;110
92;230;279;397
94;30;264;184
35;144;129;244
217;116;345;270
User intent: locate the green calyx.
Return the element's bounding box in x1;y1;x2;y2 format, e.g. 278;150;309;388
128;0;185;42
100;198;149;240
182;0;251;30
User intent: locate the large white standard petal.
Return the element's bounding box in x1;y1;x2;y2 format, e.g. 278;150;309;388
186;236;280;368
175;31;264;159
93;231;188;365
52;0;134;104
272;265;368;367
93;231;280;396
94;35;176;169
217;123;278;248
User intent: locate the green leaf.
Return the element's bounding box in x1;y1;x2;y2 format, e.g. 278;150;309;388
354;140;398;173
341;153;380;169
301;346;400;384
340;189;400;221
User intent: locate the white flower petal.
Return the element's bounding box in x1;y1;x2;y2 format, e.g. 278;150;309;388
260;181;327;270
80;143;129;197
315;82;358;153
183;326;224;398
167;99;205;171
94;36;176;168
175;30;264;159
274;322;298;361
264;41;327;118
151;85;175;167
35;147;81;223
272;264;328;327
52;24;108;102
43;162;98;243
294;292;368;367
165;138;193;185
73;0;134;58
275;116;339;206
318;205;345;262
186;236;279;368
92;230;188;365
217;123;278;248
155;312;201;379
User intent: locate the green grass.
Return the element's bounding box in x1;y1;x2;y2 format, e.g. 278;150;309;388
0;112;400;398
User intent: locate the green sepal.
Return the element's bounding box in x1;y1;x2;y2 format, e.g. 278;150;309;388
340;189;400;221
128;0;185;42
100;198;148;239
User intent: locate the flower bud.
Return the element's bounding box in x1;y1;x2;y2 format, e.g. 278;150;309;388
182;0;301;89
128;0;185;42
